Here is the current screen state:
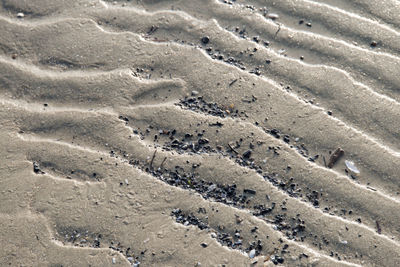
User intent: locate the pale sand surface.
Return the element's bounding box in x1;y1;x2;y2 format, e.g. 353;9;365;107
0;0;399;266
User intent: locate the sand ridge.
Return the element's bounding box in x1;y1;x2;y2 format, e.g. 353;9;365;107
0;0;399;266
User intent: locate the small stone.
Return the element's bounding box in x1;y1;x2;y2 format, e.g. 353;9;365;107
200;242;208;248
327;110;333;115
191;90;199;96
201;36;210;44
370;41;377;47
17;12;24;18
235;215;243;224
243;150;252;159
112;257;116;264
275;256;284;264
33;162;41;173
249;249;256;258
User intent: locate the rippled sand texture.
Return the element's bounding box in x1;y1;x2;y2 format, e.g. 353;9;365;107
0;0;399;266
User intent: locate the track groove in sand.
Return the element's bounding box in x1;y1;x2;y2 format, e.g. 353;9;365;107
0;0;399;266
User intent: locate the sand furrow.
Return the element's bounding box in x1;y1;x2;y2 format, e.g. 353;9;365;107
317;0;400;29
0;56;187;109
237;0;400;54
1;1;399;266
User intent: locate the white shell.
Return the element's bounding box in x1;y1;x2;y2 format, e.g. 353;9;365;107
345;160;360;174
249;249;256;258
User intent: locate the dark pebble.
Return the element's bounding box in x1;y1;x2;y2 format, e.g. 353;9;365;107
270;129;280;139
283;135;290;143
200;243;208;248
243;150;252;159
33;162;40;173
201;36;210;44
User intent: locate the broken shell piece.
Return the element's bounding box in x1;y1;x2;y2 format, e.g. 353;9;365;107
17;12;24;18
345;160;360;175
268;13;279;20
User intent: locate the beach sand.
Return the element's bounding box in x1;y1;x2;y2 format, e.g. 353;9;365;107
0;0;399;266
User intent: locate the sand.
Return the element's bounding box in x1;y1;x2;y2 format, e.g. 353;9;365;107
0;0;399;266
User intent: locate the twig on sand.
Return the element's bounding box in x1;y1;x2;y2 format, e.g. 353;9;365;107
274;23;281;38
229;79;238;87
150;149;157;169
160;157;167;169
228;143;239;154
